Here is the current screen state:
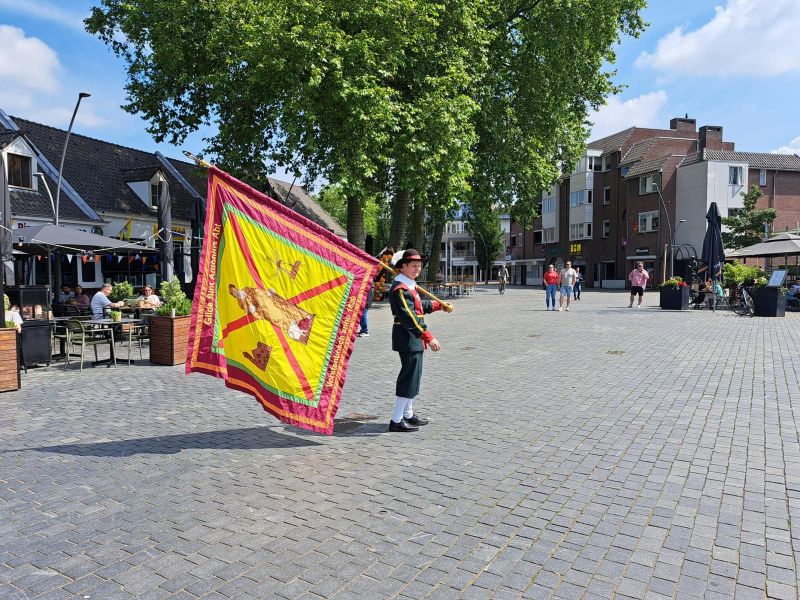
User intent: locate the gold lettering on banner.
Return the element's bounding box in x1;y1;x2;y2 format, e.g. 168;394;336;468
203;224;222;326
325;295;357;389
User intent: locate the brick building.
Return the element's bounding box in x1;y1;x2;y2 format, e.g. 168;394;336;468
509;117;800;287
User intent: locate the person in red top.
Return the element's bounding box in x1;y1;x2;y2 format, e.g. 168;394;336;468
543;264;559;310
627;261;650;308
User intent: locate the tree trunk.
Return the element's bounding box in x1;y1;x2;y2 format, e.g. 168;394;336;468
389;188;411;250
409;199;426;252
426;217;445;283
346;195;365;249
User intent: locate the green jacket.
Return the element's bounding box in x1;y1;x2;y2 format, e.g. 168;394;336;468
389;280;441;352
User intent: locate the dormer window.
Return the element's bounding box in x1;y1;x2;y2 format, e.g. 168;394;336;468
7;153;32;188
150;182;160;210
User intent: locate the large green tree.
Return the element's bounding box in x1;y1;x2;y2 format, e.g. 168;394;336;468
722;185;776;249
465;0;646;235
87;0;645;253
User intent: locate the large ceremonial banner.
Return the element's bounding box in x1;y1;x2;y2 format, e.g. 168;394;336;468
187;167;379;434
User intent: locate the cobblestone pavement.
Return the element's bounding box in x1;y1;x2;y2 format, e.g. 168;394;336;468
1;287;799;599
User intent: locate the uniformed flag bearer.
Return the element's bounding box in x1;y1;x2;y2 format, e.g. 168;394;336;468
388;249;453;432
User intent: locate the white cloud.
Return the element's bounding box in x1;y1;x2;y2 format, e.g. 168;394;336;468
0;0;87;32
0;26;109;128
773;135;800;155
636;0;800;76
0;25;61;93
588;91;669;140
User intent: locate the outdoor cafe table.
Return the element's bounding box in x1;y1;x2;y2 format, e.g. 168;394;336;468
84;318;144;366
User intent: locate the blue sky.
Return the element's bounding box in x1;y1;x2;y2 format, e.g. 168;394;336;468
1;0;799;174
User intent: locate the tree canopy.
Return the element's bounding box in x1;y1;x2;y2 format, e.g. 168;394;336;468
87;0;646;247
722;185;776;249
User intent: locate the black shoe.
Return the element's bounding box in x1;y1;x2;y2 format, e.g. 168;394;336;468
389;418;418;432
405;414;429;426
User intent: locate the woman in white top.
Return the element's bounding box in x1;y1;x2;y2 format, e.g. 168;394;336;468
138;285;161;307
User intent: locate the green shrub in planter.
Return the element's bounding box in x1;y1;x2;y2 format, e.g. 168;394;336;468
110;280;135;302
155;279;193;317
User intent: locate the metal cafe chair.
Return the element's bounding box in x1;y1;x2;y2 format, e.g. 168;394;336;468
65;318;116;371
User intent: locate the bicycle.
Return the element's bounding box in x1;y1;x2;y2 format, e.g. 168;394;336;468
730;283;754;317
498;277;506;295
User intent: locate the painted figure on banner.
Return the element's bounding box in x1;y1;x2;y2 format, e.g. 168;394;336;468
228;283;315;343
244;341;273;370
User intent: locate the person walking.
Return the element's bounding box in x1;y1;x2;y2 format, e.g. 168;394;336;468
558;261;577;311
573;267;583;300
388;249;453;432
543;264;559;310
627;261;650;307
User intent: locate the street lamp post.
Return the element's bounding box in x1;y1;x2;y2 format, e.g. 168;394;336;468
34;173;55;218
671;219;687;280
54;92;90;227
34;173;56;296
653;182;674;279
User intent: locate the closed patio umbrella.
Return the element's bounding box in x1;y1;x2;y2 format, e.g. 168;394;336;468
0;154;10;311
701;202;725;310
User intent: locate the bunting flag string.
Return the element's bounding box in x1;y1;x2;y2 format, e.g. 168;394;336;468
186;166;379;435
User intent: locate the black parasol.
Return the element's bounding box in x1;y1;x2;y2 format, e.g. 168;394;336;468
700;202;725;309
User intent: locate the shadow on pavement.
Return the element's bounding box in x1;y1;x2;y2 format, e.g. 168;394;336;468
18;426;321;456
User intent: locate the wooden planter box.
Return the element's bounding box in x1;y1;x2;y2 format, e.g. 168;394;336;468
0;328;20;392
149;315;191;365
753;287;787;317
659;285;690;310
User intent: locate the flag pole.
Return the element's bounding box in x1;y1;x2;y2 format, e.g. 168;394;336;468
379;262;452;309
183;151;213;169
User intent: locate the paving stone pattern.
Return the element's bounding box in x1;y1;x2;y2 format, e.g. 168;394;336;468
1;288;798;599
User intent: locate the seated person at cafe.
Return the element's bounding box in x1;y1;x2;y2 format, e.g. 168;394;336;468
692;280;713;307
693;279;724;307
58;284;75;303
91;283;125;318
73;285;90;307
6;305;22;331
138;285;161;307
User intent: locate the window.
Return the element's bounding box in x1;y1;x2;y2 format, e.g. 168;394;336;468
728;208;742;218
602;220;610;238
533;230;543;244
728;166;743;185
587;190;593;204
621;166;630;177
542;196;557;213
759;169;767;187
570;190;588;207
602;155;611;171
81;257;97;283
536;202;542;216
638;173;661;195
569;223;592;240
543;227;557;243
511;235;517;248
7;153;32;188
150;182;160;210
603;187;611;205
638;211;659;233
589;156;602;172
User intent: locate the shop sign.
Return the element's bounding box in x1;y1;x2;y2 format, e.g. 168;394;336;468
635;247;650;255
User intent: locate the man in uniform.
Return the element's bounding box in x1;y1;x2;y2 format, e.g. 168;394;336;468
388;249;453;432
